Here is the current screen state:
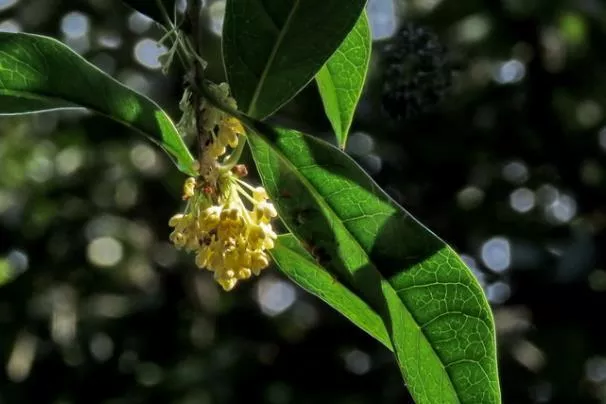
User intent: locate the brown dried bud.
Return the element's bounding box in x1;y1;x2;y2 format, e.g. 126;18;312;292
231;164;248;177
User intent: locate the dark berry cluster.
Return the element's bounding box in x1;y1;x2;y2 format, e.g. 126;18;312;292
381;23;454;121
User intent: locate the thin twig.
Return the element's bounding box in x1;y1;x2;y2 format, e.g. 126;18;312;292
185;0;208;167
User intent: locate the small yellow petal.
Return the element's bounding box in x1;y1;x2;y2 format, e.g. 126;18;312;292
210;144;226;158
251;251;269;271
195;248;212;268
252;187;268;202
169;214;185;227
237;268;252;279
218;278;238;291
169;231;186;248
226;117;245;134
263;238;275;250
264;203;277;218
226;131;239;148
201;206;221;229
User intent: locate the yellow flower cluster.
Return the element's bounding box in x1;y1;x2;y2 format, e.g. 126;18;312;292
169;176;278;291
200;83;245;160
171;82;278;291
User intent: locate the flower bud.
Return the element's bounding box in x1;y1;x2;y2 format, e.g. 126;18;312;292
231;164;248;177
237;268;252;279
218;277;237;291
252;187;268;202
251;251;269;272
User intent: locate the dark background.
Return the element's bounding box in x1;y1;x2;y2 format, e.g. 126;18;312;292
0;0;604;403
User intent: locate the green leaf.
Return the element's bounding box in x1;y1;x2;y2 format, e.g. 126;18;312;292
0;32;196;176
273;234;392;351
222;0;367;119
122;0;175;24
248;126;501;404
316;11;371;148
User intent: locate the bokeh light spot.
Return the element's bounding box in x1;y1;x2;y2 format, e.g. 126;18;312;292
367;0;397;39
481;237;511;273
510;187;535;213
456;14;491;43
27;154;54;183
60;11;89;39
134;38;167;69
347;132;375;156
493;60;525;84
130;143;160;174
97;31;122;49
545;194;577;223
87;237;123;267
585;356;606;383
136;362;163;386
0;19;21;32
576;100;602;128
0;0;18;12
56;146;83;176
256;278;296;316
119;71;150;95
359;154;383;175
6;331;37;382
486;281;511;304
90;333;114;362
7;250;28;274
503;160;529;184
457;186;485;210
343;349;372;375
128;11;153;34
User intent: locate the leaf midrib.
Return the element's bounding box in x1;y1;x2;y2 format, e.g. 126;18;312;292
249;130;459;399
247;0;300;117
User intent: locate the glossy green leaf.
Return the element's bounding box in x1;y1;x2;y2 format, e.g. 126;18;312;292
316;11;371;148
222;0;367;119
122;0;176;24
248;125;501;404
0;32;196;175
273;234;392;351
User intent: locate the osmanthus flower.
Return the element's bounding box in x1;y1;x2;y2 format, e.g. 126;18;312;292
169;83;278;291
